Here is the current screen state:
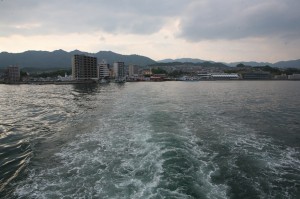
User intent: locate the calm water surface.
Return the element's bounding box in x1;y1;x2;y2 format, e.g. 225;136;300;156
0;81;299;198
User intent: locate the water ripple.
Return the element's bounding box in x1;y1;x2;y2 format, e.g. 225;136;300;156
0;82;299;198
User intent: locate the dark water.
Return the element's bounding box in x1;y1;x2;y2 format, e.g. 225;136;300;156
0;81;299;199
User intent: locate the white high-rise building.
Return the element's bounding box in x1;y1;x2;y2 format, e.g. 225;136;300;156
129;64;139;77
98;60;110;79
113;62;125;82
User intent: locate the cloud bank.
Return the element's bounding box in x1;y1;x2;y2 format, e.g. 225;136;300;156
1;0;299;40
178;0;300;41
0;0;299;62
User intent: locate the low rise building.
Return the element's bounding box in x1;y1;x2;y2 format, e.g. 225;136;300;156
288;74;300;80
57;73;72;81
211;73;240;80
242;72;271;80
196;73;239;80
142;69;152;76
150;74;166;81
197;73;212;80
274;74;288;80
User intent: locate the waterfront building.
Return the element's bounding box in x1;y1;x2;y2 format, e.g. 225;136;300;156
197;73;212;80
5;65;20;83
274;74;288;80
0;72;4;82
129;64;139;77
150;74;166;81
242;72;271;80
72;55;97;81
57;73;72;81
98;60;110;79
128;64;139;81
288;74;300;80
142;69;152;76
211;73;240;80
109;68;114;79
113;62;125;81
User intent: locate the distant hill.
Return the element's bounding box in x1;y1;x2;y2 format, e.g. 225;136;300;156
94;51;155;67
0;50;156;71
272;59;300;68
160;58;300;69
151;61;229;68
226;60;300;68
1;50;299;71
158;58;206;63
227;61;272;67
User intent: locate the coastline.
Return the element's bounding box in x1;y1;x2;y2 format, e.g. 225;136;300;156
1;79;300;85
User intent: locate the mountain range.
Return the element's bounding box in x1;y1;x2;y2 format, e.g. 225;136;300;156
158;58;300;68
158;58;207;63
0;50;156;71
0;50;299;71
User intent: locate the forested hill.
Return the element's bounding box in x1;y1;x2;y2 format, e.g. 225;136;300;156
0;50;156;70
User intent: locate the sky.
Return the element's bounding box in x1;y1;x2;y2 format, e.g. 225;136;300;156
0;0;300;63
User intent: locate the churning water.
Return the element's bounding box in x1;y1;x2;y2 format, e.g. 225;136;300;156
0;81;299;198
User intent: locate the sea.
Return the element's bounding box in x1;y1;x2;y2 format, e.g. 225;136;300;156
0;81;299;199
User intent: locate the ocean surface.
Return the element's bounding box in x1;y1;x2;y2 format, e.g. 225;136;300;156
0;81;299;199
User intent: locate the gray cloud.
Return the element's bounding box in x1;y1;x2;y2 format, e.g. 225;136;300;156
0;0;185;36
1;0;299;42
178;0;300;41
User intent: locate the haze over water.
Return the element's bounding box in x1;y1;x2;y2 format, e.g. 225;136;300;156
0;81;299;198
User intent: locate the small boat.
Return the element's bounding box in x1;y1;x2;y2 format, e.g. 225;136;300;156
114;77;126;83
99;78;109;84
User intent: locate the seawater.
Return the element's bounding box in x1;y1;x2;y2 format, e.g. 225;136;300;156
0;81;299;199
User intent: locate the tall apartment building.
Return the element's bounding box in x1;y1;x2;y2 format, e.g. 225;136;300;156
72;55;97;80
6;65;20;82
98;60;110;79
113;62;125;81
128;64;139;77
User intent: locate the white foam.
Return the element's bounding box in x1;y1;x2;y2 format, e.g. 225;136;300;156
14;96;166;198
15;83;300;198
200;109;300;198
16;104;225;198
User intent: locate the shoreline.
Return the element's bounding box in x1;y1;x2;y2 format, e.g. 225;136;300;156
1;79;299;85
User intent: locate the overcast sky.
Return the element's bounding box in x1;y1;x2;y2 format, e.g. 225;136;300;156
1;0;300;62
